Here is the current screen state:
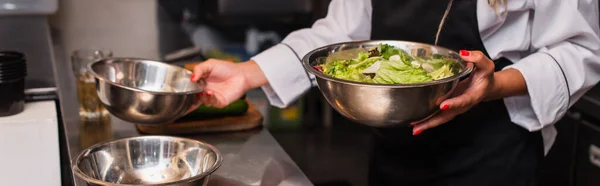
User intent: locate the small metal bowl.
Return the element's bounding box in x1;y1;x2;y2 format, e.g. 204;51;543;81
73;136;222;186
88;58;205;125
302;40;473;127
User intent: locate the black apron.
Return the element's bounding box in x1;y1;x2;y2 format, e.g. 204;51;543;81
367;0;544;185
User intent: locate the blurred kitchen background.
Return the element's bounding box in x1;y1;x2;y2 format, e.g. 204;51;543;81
2;0;600;186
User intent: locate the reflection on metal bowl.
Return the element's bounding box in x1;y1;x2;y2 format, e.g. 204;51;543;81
302;40;473;127
88;58;205;125
73;136;222;186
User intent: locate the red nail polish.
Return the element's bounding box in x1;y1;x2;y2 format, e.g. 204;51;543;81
413;129;422;136
198;92;203;96
459;50;470;56
190;74;195;81
459;50;471;56
206;92;212;97
441;104;449;111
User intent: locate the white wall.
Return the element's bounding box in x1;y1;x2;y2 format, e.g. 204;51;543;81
49;0;159;60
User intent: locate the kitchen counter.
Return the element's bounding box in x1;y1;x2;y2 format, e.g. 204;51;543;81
52;43;313;186
573;85;600;123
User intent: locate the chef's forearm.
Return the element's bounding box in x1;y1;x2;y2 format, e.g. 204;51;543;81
485;68;528;101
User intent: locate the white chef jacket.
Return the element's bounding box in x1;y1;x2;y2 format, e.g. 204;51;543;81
251;0;600;154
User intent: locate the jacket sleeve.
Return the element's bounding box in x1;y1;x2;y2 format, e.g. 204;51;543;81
502;0;600;131
250;0;372;108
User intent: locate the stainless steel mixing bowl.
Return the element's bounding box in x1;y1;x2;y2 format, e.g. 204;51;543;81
88;58;205;125
302;40;474;127
73;136;222;186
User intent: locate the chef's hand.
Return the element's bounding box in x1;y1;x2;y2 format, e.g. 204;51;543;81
411;50;495;135
186;59;267;113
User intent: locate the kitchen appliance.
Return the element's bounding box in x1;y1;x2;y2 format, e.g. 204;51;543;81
574;119;600;186
301;40;473;127
570;86;600;186
0;0;58;89
72;136;222;186
0;100;61;186
88;57;205;125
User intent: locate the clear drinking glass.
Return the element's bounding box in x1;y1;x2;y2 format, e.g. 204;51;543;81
71;48;112;121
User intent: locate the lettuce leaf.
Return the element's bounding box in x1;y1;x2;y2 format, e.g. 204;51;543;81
319;44;457;84
378;44;413;66
372;60;433;84
320;58;372;82
348;56;382;70
428;64;454;80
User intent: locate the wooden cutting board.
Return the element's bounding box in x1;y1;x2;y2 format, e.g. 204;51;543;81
136;99;263;135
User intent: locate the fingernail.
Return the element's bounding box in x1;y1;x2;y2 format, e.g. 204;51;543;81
459;50;470;56
441;104;449;111
413;129;422;136
206;92;212;97
198;92;203;96
190;74;196;81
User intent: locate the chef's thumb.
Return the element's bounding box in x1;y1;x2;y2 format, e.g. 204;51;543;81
191;59;216;82
439;92;477;111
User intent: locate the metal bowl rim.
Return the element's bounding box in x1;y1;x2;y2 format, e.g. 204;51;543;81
72;135;223;186
87;57;204;95
301;40;474;88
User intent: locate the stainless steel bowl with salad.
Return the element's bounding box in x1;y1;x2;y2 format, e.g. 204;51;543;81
302;40;473;127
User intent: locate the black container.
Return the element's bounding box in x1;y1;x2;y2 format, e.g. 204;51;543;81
0;70;27;79
0;63;27;70
0;67;26;75
0;51;26;117
0;67;25;72
0;78;25;116
0;52;25;66
0;65;26;73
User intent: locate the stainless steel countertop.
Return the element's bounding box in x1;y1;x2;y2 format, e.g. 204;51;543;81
52;42;313;186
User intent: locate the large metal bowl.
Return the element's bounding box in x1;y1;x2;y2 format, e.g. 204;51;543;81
302;40;473;127
88;58;205;125
73;136;222;186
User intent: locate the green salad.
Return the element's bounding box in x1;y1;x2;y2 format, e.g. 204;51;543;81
312;44;457;84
